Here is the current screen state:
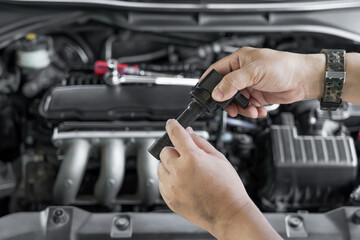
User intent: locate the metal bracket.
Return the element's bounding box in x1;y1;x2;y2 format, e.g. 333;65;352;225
111;215;132;238
285;215;308;238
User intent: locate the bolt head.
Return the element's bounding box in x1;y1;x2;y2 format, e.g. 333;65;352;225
115;216;130;231
52;208;68;224
54;209;64;217
309;116;317;125
107;59;118;70
288;216;303;228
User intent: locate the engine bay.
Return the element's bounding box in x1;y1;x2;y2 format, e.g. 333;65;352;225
0;2;360;239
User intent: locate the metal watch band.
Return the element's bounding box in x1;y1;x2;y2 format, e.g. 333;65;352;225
320;49;346;111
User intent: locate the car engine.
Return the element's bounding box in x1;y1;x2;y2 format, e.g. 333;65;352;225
0;1;360;239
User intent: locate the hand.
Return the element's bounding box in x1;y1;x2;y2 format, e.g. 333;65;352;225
157;119;281;239
201;47;326;118
158;119;249;234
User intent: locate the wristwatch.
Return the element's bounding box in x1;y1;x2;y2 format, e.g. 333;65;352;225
320;49;346;111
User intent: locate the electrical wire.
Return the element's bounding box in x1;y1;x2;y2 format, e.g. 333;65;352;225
104;35;117;60
65;33;95;64
117;48;168;64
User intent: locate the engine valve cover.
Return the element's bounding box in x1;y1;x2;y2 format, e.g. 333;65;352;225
39;84;193;121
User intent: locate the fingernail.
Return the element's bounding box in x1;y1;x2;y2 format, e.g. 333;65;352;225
212;87;224;100
186;127;194;134
166;119;176;126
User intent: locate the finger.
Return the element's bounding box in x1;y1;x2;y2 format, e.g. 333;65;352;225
247;89;269;106
166;119;197;154
226;103;255;118
212;66;257;102
186;126;216;153
249;97;261;107
190;132;224;158
224;90;258;118
257;106;268;118
185;126;194;134
235;105;268;119
236;104;259;118
225;103;239;117
186;127;224;157
239;88;251;99
159;146;180;171
157;162;170;182
200;47;253;81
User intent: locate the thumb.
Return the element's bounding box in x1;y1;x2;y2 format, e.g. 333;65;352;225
212;66;256;102
166;119;197;154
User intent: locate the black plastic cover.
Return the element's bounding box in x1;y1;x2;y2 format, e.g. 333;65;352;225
271;113;358;187
39;84;193;121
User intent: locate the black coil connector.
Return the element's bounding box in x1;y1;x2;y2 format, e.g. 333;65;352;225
148;69;249;160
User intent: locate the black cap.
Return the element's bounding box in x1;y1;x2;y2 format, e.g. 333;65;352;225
15;33;51;51
148;137;172;160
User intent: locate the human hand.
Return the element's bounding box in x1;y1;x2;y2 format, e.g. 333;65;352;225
201;47;326;118
157;119;281;239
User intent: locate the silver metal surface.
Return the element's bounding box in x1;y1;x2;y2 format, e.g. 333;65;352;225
285;215;308;238
272;125;358;166
52;129;209;142
8;0;360;12
111;216;132;238
53;139;91;205
104;59;121;85
52;130;208;206
264;104;280;112
136;139;159;206
221;45;239;53
119;75;198;86
1;206;360;239
316;102;360;120
104;35;117;60
94;139;126;206
326;71;346;79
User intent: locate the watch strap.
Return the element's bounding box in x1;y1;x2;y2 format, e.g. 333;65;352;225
320;49;346;111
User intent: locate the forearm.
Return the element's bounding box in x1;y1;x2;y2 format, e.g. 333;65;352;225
211;199;282;240
343;53;360;104
305;52;360;104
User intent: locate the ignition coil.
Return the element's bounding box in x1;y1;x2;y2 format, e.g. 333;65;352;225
148;69;249;160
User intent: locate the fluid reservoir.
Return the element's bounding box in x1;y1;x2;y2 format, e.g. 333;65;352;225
16;33;52;69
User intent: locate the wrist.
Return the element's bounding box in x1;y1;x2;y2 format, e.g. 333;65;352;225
342;53;360;103
211;197;281;240
209;195;252;239
303;53;326;100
